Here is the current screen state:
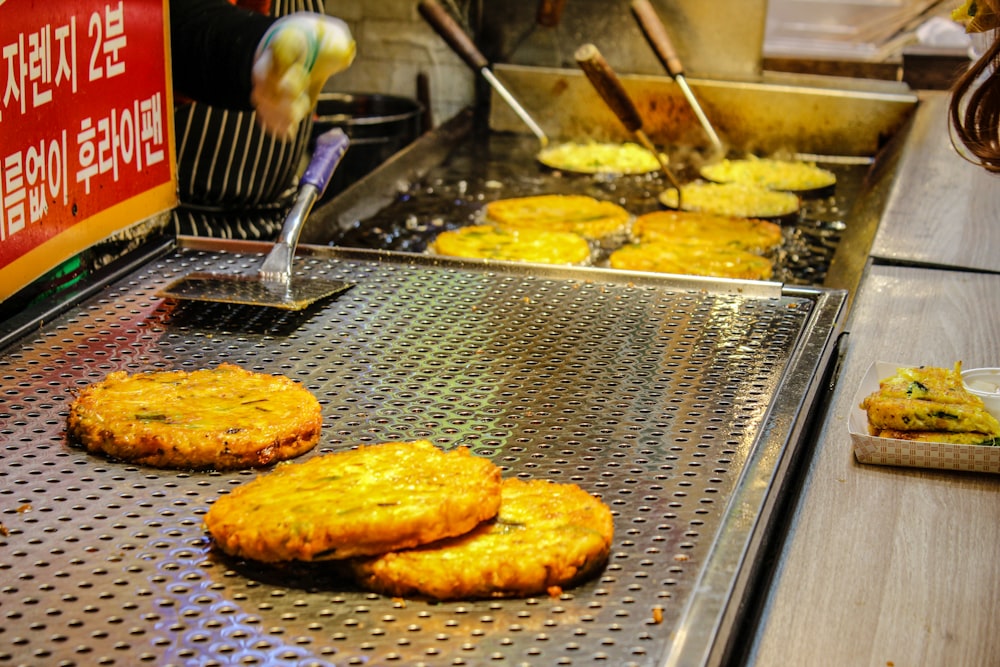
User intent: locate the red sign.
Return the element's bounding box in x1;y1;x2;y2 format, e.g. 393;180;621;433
0;0;176;301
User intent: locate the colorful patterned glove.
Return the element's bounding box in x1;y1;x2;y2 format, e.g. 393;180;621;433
251;12;356;137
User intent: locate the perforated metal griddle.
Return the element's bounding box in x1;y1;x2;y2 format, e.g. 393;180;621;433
0;239;844;667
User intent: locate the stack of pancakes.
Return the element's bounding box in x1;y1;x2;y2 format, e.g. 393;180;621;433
609;210;782;281
430;194;632;265
205;440;615;600
860;362;1000;445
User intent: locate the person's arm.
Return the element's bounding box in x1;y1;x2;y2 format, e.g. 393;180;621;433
169;0;274;109
169;0;355;134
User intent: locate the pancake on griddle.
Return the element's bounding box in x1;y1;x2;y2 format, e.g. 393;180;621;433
658;181;800;219
205;440;503;562
430;224;592;265
537;141;662;175
700;157;836;194
67;363;322;470
631;210;783;253
350;478;614;600
609;241;774;280
484;194;631;244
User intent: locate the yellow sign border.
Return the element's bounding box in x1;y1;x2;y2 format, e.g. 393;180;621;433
0;0;178;304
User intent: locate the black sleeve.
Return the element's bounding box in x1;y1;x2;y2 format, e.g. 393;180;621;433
168;0;275;109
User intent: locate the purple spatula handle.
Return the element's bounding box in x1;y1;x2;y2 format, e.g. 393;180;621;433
301;127;350;196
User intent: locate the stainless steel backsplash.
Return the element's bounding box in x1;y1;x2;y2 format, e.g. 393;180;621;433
478;0;767;80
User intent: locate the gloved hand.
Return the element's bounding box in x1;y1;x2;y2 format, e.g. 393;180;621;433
251;12;356;137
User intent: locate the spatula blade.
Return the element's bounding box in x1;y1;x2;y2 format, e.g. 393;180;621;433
158;272;353;310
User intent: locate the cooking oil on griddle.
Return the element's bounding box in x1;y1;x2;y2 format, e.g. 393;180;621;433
332;133;860;286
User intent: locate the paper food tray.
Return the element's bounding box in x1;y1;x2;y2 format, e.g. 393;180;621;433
850;361;1000;474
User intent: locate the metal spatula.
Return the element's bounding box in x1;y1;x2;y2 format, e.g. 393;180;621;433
574;43;684;208
630;0;723;154
159;128;352;310
418;0;549;148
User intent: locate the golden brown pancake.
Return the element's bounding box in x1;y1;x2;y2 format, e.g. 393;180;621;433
700;157;836;193
609;241;774;281
631;210;782;253
870;362;973;405
350;478;614;600
67;363;322;470
430;224;592;265
860;363;1000;437
874;429;1000;446
537;141;662;175
205;440;503;562
484;194;631;243
862;396;1000;435
658;181;800;219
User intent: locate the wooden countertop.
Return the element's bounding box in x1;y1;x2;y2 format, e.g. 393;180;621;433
870;91;1000;273
749;89;1000;665
749;263;1000;666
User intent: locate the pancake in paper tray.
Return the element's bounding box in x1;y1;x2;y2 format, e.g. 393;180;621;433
851;361;1000;473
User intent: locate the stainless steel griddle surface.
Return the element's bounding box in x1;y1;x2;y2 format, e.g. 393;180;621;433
328;131;863;288
0;243;843;667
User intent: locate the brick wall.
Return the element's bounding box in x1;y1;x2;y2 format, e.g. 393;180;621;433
323;0;476;126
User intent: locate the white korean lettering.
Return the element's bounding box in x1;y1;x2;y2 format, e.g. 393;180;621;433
26;26;53;108
2;34;26;120
96;108;118;181
139;93;164;166
49;130;67;206
102;2;126;78
76;117;98;193
53;20;77;94
24;141;47;222
2;151;26;238
119;105;136;169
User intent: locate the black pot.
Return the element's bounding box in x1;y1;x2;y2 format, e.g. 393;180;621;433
310;93;424;200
